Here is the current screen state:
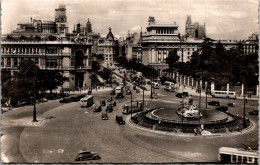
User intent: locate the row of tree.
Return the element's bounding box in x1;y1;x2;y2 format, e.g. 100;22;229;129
1;59;68;106
165;39;258;88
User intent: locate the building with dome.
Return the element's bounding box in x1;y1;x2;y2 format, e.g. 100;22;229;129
97;27;118;62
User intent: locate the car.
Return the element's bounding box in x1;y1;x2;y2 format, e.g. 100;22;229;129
106;105;113;113
87;90;92;95
110;89;115;95
93;105;102;112
227;102;235;107
100;100;106;106
183;92;189;97
115;115;125;125
42;98;48;102
70;96;79;102
107;97;113;102
59;97;71;103
136;89;140;93
101;112;108;120
208;101;220;106
248;110;258;116
215;106;228;112
115;94;124;99
75;151;100;161
46;93;57;100
175;93;186;98
109;101;116;107
126;90;131;95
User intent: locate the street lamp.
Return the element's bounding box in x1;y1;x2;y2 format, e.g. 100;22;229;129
130;90;133;119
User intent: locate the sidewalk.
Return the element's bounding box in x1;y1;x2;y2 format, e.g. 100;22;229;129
175;83;259;100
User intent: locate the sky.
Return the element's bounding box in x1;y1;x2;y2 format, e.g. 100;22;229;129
1;0;258;40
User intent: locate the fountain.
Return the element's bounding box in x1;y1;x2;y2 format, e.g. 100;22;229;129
176;104;202;118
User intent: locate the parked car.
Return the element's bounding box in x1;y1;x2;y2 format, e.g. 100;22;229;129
59;97;71;103
248;110;258;116
109;101;116;107
115;115;125;125
75;151;100;161
136;89;140;93
87;90;92;95
46;93;57;100
94;105;102;112
70;96;79;102
208;101;220;106
100;100;106;106
101;112;108;120
215;106;228;112
106;105;113;113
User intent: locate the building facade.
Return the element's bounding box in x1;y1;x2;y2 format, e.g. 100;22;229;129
185;15;206;39
1;5;93;91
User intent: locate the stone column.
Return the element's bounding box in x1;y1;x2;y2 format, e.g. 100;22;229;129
187;77;190;86
176;72;179;83
211;82;215;93
192;78;194;87
11;58;14;67
200;80;202;89
172;72;175;79
205;81;208;92
183;76;186;85
195;80;198;91
227;84;229;92
4;58;7;67
256;85;259;96
241;84;244;96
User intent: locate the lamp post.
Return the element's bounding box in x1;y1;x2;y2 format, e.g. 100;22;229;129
32;76;37;122
130;90;133;119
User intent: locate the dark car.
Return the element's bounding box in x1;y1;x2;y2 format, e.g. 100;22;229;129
110;89;115;95
228;102;235;107
75;151;100;161
107;97;113;102
100;100;106;106
46;93;57;100
215;106;228;112
175;93;186;98
109;101;116;107
94;105;102;112
70;96;79;102
106;105;113;113
87;90;92;95
126;90;131;95
183;92;189;97
136;89;140;93
101;112;108;120
115;115;125;125
59;97;71;103
248;110;258;116
208;101;220;106
115;94;124;99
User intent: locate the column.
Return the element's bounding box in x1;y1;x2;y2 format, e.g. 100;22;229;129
4;58;7;67
227;84;229;93
192;78;194;87
241;84;244;96
11;58;14;67
205;81;208;92
187;77;190;86
176;72;179;83
195;81;198;91
211;82;215;93
256;85;259;96
172;72;175;79
183;76;186;85
200;80;203;89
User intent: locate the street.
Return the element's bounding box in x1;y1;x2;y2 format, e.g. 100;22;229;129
1;84;258;163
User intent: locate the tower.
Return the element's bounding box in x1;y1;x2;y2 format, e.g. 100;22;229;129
185;15;192;36
86;18;92;34
55;4;68;33
106;27;114;41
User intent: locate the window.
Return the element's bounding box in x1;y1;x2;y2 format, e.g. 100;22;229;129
13;58;18;66
46;59;57;68
7;58;11;66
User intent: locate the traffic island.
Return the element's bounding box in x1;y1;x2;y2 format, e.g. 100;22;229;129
130;107;251;135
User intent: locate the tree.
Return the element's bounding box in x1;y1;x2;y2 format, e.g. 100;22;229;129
166;49;179;70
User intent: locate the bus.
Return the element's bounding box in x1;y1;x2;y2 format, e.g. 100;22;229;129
80;95;94;107
115;86;123;95
164;81;174;87
211;90;236;99
218;147;258;164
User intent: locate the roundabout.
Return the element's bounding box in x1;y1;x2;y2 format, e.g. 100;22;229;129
130;100;251;134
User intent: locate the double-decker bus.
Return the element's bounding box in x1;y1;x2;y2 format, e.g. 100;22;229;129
218;147;258;164
211;90;236;99
80;95;94;107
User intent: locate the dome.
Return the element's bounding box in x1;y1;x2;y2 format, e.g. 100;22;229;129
106;27;114;41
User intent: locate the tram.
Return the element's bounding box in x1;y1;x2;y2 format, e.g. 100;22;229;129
218;147;258;164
